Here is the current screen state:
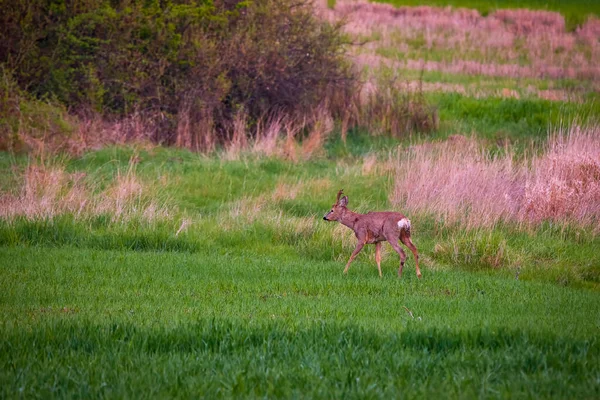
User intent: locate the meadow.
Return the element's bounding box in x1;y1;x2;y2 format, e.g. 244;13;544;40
1;0;600;398
362;0;600;29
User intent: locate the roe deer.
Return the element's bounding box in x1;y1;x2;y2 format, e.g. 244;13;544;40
323;189;421;278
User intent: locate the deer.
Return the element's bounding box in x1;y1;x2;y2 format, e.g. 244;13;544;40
323;189;421;278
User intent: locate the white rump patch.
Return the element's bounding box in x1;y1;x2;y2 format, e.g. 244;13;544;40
397;218;411;231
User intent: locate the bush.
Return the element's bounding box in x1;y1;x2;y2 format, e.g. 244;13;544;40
0;0;358;149
0;67;76;152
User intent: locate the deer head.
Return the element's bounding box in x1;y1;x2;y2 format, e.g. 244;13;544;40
323;189;348;221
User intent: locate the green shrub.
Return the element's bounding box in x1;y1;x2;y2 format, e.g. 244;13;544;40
0;0;357;149
0;67;74;152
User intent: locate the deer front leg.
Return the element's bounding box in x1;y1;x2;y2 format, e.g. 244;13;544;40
375;242;382;277
343;241;365;275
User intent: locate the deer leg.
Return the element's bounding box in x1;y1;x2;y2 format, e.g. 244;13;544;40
400;232;422;279
343;241;365;275
375;242;382;277
387;239;407;277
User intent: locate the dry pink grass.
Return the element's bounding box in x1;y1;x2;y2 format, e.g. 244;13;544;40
0;159;170;222
221;106;336;161
353;56;584;101
14;113;162;157
0;165;87;220
522;126;600;226
321;0;600;82
391;125;600;231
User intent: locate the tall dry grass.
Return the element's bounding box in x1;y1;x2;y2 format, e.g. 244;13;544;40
0;159;170;223
391;125;600;231
321;0;600;83
221;106;337;161
523;126;600;226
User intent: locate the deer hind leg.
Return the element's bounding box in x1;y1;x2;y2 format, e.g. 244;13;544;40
400;232;421;279
375;242;382;277
387;238;407;277
343;241;365;275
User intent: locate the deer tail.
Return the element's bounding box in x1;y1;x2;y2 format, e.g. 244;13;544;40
397;217;411;234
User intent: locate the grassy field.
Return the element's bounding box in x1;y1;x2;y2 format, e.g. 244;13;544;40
2;0;600;398
372;0;600;28
1;143;599;398
1;245;599;398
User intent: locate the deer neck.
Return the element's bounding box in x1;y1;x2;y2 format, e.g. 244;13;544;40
339;208;361;230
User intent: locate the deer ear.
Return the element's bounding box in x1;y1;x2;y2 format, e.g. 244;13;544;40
338;196;348;207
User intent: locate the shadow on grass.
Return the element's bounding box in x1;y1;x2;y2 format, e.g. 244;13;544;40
1;319;597;398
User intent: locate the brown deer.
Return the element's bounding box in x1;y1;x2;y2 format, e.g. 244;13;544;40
323;189;421;278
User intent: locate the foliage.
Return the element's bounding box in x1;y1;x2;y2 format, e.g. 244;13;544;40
0;0;358;148
0;67;76;152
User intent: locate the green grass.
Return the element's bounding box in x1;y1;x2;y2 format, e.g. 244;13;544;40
1;245;599;398
1;143;599;397
4;322;597;399
1;146;598;283
372;0;600;30
427;92;600;142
